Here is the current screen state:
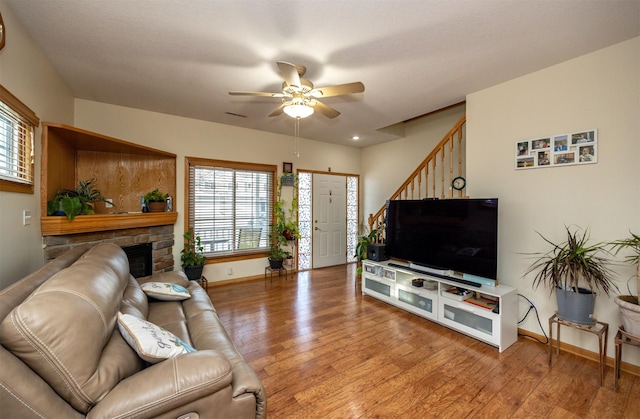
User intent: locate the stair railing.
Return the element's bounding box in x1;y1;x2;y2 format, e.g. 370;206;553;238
368;114;466;238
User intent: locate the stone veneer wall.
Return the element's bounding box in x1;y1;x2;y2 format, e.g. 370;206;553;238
43;225;175;274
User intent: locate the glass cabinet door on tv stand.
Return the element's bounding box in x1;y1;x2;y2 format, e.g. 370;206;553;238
362;260;518;353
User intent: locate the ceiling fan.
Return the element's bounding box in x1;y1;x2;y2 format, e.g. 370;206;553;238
229;61;365;119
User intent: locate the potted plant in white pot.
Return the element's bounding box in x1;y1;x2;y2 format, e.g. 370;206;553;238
523;225;618;325
610;231;640;336
181;230;206;280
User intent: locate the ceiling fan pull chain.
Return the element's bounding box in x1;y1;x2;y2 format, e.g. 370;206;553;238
294;117;301;157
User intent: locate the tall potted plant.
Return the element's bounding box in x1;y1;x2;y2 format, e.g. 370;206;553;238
610;231;640;336
523;225;617;325
181;230;206;280
269;175;299;268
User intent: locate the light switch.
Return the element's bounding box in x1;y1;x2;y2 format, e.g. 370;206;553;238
23;210;31;226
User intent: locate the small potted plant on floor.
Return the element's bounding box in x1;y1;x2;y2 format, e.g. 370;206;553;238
47;178;111;221
144;189;168;212
610;231;640;336
355;227;378;275
523;225;618;325
181;230;206;280
268;238;290;269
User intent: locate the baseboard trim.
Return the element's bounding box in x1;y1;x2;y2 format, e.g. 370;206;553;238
206;270;298;287
518;327;640;377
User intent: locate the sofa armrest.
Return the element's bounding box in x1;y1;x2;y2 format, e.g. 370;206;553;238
87;350;232;419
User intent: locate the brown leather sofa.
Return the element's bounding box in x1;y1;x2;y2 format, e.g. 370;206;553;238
0;243;266;418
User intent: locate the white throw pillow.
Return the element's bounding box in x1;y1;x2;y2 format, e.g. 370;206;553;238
117;313;196;363
141;282;191;301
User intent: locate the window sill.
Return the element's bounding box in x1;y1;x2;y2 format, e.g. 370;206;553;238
0;179;34;194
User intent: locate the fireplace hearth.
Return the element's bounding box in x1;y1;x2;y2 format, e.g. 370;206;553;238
42;225;175;275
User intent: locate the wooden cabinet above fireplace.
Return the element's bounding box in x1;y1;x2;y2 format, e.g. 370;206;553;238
41;123;177;236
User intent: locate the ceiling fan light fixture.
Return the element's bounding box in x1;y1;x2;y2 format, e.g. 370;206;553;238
283;102;314;118
229;61;363;120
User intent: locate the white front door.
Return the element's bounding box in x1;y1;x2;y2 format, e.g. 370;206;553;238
312;173;347;268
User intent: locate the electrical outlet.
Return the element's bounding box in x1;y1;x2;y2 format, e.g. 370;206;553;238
105;198;114;208
226;268;233;275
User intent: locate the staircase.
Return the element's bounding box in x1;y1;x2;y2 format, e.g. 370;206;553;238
367;114;466;237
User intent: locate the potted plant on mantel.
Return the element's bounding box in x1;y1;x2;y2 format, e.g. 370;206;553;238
523;225;618;325
144;189;168;212
47;178;111;221
610;231;640;336
181;230;206;280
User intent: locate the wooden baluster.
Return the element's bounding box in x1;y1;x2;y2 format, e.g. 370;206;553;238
449;136;454;198
458;127;464;198
418;167;423;200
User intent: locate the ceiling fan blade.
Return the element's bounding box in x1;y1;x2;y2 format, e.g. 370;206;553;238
277;61;301;89
268;103;286;117
229;91;286;98
309;100;340;119
310;82;365;98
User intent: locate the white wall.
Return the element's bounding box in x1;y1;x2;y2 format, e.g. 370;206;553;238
74;100;361;282
0;1;74;289
467;38;640;363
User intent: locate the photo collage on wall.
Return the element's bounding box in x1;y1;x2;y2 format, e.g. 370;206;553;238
515;129;597;170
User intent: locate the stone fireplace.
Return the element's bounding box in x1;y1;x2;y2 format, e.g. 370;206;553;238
122;243;153;278
43;225;175;275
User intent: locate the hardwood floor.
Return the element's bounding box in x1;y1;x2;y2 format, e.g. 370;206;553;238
208;264;640;418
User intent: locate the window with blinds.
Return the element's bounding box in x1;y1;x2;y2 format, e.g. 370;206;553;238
0;85;39;194
186;157;275;258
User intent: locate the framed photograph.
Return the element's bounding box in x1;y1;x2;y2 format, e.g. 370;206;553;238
515;129;597;170
532;138;550;150
283;162;293;173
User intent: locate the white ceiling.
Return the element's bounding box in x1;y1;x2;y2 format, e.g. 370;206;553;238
6;0;640;147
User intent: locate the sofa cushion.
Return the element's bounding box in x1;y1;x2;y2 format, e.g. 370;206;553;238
0;243;143;413
142;281;191;301
117;313;196;363
120;276;149;319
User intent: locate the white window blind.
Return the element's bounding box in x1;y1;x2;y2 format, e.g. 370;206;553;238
187;158;275;257
0;85;39;193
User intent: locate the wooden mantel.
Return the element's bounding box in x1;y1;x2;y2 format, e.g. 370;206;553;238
41;212;178;236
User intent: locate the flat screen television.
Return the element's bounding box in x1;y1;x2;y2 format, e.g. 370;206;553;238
385;198;498;281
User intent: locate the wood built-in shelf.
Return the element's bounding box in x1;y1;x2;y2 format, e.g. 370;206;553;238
40;122;177;236
41;212;178;236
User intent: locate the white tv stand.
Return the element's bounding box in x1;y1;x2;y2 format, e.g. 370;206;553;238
362;260;518;352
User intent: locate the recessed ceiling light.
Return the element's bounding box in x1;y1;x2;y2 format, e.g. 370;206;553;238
352;136;360;140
